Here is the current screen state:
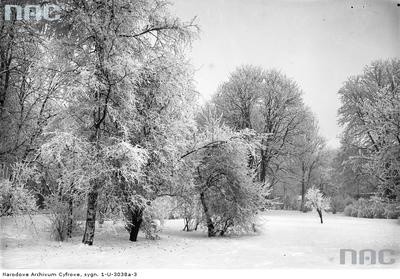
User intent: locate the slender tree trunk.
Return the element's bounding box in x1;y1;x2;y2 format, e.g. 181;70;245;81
301;181;305;212
259;151;266;183
0;41;12;117
183;218;189;231
67;197;73;238
82;191;98;245
317;208;323;224
300;163;306;212
200;192;216;237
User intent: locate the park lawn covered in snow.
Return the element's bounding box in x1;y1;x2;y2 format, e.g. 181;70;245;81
1;210;399;269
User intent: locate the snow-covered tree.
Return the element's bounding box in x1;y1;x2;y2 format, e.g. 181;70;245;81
182;109;266;236
211;66;322;201
338;59;400;201
290;114;326;212
305;187;330;224
27;0;199;245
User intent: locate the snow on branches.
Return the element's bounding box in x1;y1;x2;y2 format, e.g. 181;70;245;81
305;187;331;224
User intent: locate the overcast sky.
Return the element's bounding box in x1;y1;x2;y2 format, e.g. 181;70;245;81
170;0;400;148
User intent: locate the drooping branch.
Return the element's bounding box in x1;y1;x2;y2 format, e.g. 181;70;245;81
180;140;229;159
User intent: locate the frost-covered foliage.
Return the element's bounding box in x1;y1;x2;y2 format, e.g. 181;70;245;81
186;110;267;236
305;187;330;223
28;0;199;245
39;133;93;241
211;66;314;193
40;133;92;192
39;129;148;242
0;163;38;216
343;197;400;219
103;141;149;184
305;187;331;211
338;59;400;201
140;203;166;240
45;196;84;241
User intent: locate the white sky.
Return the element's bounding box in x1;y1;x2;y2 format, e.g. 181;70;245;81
170;0;400;148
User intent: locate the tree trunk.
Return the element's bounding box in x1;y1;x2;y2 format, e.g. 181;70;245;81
200;192;216;237
67;197;73;238
259;151;267;183
301;182;305;212
0;43;12;117
82;191;98;245
183;218;189;231
129;208;143;242
317;208;323;224
300;163;306;212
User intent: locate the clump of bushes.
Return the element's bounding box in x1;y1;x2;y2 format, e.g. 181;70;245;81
140;198;170;240
45;196;84;241
0;164;38;217
344;197;400;219
329;196;347;214
384;203;400;219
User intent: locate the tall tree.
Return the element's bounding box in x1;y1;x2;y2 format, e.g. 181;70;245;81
293;115;325;211
212;66;312;194
0;10;61;164
37;0;198;245
338;59;400;201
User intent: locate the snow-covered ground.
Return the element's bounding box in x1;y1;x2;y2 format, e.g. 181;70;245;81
1;210;399;269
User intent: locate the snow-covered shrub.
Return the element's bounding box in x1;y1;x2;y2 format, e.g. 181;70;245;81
371;203;385;218
370;197;385;218
140;205;165;240
0;179;13;216
343;204;353;216
46;198;83;241
343;198;399;219
350;203;359;217
384;203;400;219
356;199;374;218
46;197;74;241
0;163;38;216
330;196;345;214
